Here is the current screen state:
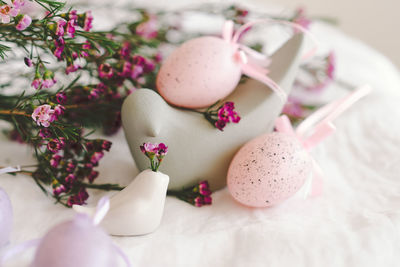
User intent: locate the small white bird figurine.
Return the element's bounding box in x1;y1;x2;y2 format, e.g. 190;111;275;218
73;169;169;236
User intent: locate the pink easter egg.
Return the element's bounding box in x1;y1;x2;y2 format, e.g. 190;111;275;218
32;214;118;267
157;36;242;108
227;132;313;207
0;187;12;247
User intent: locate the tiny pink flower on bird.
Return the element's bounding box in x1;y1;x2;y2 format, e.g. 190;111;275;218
140;142;168;172
31;104;55;127
15;14;31;31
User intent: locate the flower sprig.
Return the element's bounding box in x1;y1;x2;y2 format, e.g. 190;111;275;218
202;101;241;131
168;180;213;207
140;142;168;172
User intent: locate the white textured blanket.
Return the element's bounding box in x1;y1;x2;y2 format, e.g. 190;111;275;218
1;2;400;267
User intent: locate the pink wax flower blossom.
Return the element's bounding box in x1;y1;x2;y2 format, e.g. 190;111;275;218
101;140;112;151
326;52;335;79
136;14;158;39
90;151;104;165
24;57;32;67
31;77;42;89
66;161;76;173
282;97;304;119
56;91;67;104
292;7;312;32
87;170;99;183
65;173;77;184
130;65;143;79
68;10;78;22
98;63;114;79
32;104;55;127
65;63;80;74
52;181;66;196
0;4;19;23
67;188;89;206
120;42;131;59
55;19;66;36
215;120;226;131
50;155;62;168
42;70;57;89
12;0;26;10
66;19;76;38
83;11;93;31
15;14;31;31
47;138;65;153
198;180;212;196
38;128;52;139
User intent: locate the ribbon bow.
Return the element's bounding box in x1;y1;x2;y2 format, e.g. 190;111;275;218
274;85;372;197
222;19;319;102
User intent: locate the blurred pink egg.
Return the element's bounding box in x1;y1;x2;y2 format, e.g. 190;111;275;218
31;214;118;267
0;187;12;247
157;36;242;108
227;132;312;207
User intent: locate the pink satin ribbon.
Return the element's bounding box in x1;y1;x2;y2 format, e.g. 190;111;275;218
222;19;319;102
275;85;372;197
0;197;132;267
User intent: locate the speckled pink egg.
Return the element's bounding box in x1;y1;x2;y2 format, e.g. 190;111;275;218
227;132;313;207
157;36;242;108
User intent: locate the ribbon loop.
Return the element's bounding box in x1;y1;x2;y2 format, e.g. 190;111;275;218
275;85;372;198
222;18;319;102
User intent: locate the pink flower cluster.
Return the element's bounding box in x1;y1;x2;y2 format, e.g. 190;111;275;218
194;181;212;207
31;69;57;90
40;135;112;205
203;101;241;131
31;104;64;127
168;180;213;207
52;10;94;73
140;142;168;172
0;0;31;30
215;102;241;131
98;47;156;85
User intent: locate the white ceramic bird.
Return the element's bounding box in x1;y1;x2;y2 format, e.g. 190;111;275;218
121;34;305;191
73;169;169;236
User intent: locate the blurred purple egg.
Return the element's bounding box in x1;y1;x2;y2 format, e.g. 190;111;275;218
31;214;119;267
0;187;13;247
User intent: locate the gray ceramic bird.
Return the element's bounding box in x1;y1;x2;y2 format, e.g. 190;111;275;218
121;34;305;191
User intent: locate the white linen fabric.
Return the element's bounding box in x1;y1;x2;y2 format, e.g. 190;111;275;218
1;1;400;266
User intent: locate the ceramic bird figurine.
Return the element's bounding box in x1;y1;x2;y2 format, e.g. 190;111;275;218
121;34;305;191
73;169;169;236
